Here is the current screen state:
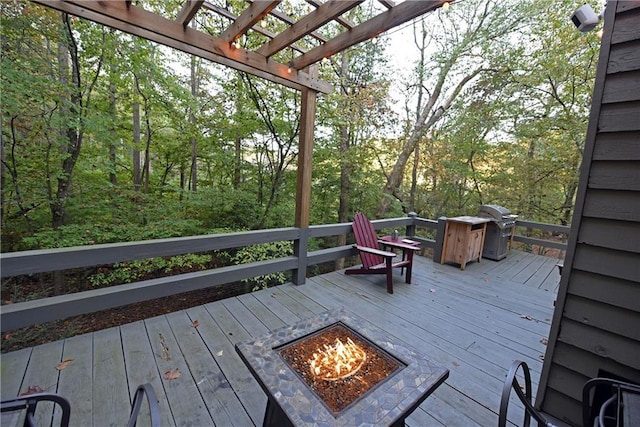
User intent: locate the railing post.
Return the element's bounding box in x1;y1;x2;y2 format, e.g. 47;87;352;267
406;212;417;237
433;217;447;262
292;227;309;285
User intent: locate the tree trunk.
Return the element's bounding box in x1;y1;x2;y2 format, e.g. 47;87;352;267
109;80;117;186
335;52;351;271
189;54;198;192
132;102;141;191
234;136;242;189
408;142;420;212
51;14;84;229
0;114;5;230
374;66;481;218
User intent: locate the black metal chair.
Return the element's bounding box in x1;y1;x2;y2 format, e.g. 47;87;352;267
500;360;640;427
498;360;557;427
1;383;160;427
1;392;71;427
582;377;640;427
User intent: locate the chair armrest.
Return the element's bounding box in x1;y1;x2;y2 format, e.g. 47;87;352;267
127;383;161;427
378;240;421;251
499;360;556;427
353;245;397;258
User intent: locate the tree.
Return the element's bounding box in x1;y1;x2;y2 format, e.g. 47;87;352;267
376;0;533;217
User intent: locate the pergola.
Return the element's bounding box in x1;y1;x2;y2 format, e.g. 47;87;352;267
29;0;449;281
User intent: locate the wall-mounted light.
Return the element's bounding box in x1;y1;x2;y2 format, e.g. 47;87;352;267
570;4;603;33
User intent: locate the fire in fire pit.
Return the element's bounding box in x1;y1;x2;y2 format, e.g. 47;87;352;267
278;323;404;414
309;336;367;381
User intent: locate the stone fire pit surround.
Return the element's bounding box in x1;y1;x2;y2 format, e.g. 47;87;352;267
235;308;449;426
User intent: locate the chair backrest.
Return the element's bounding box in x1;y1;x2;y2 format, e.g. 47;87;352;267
352;213;383;268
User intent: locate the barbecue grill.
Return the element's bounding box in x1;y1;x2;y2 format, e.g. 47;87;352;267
477;204;518;261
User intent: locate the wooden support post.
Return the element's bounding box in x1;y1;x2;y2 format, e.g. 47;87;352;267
406;211;417;237
293;66;318;285
433;217;447;263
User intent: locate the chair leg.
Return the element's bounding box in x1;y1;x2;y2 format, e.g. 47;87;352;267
385;257;394;294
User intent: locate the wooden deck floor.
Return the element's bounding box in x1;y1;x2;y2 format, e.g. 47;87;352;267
0;250;562;426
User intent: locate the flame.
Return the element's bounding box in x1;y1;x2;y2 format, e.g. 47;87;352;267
309;337;367;381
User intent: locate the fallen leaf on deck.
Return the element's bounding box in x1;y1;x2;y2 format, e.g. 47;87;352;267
429;289;436;293
216;350;224;357
20;385;44;396
540;337;549;345
452;361;460;367
159;333;170;361
539;354;545;360
191;320;199;328
164;369;181;380
520;314;533;321
55;358;74;370
4;333;12;340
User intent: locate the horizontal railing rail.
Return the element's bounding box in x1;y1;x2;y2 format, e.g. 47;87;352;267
513;220;570;252
0;214;561;332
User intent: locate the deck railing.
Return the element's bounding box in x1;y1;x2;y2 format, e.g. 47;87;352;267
511;220;570;257
0;214;564;332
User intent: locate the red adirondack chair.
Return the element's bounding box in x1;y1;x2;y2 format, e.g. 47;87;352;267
345;213;421;293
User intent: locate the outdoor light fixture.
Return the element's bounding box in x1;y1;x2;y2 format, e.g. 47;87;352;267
571;3;603;32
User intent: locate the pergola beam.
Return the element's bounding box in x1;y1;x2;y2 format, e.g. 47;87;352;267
305;0;355;30
258;0;363;58
257;1;329;44
176;0;204;28
378;0;395;10
292;0;446;69
202;2;308;54
219;0;281;43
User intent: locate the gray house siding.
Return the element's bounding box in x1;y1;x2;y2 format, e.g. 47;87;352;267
536;1;640;425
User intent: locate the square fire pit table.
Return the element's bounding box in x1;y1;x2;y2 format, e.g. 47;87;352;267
235;309;449;426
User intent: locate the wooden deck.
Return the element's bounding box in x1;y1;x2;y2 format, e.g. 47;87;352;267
0;250;562;426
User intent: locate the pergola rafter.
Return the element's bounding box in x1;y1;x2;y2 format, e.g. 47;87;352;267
30;0;451;93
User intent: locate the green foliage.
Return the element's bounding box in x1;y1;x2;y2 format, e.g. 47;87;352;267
1;0;599;254
230;241;292;291
20;219;210;250
88;254;212;288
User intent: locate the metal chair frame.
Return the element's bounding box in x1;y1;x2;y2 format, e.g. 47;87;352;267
1;383;160;427
498;360;557;427
582;377;640;427
1;392;71;427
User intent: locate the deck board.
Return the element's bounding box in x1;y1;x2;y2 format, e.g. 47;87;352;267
0;250;562;426
56;334;93;426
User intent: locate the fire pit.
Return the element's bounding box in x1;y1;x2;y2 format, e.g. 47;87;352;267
235;309;449;426
278;322;404;414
